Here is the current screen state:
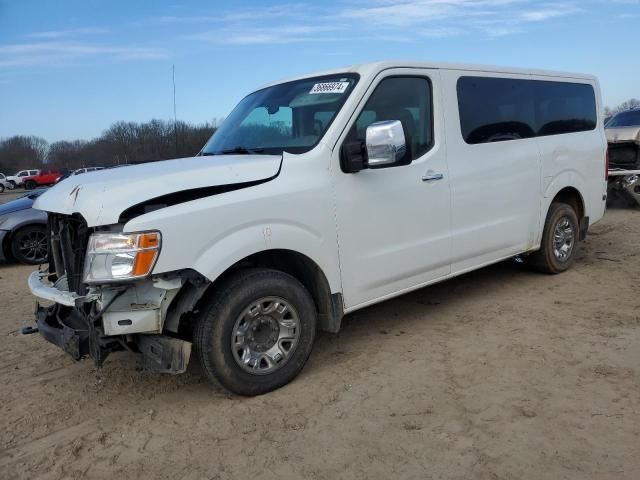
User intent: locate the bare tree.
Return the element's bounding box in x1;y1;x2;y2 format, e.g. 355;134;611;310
0;135;48;173
605;98;640;117
0;120;216;173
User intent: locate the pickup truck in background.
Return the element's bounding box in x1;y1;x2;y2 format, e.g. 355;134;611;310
605;108;640;207
6;169;40;188
23;169;68;190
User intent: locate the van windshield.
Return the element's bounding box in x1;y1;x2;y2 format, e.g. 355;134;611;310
200;74;359;156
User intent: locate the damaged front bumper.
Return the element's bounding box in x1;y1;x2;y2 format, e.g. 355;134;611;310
28;270;191;374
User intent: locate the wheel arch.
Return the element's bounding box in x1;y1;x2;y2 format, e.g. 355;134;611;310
551;186;585;221
168;249;344;336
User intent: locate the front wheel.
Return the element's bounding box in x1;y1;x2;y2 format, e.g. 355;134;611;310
0;184;4;194
528;202;579;274
194;268;317;396
11;225;49;265
8;180;16;189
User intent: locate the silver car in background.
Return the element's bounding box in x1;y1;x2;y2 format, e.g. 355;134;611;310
606;108;640;207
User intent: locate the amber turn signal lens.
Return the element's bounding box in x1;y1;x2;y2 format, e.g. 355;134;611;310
132;250;158;276
138;232;160;249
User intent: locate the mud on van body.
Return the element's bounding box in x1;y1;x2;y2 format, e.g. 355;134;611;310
28;61;607;395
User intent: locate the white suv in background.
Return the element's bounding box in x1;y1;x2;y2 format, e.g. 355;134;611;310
28;61;607;396
7;169;40;188
0;173;13;192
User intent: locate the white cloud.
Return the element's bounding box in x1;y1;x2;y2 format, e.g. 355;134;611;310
0;42;167;67
28;27;111;39
182;0;582;46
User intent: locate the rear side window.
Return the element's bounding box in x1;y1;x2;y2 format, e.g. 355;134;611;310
535;81;597;135
457;77;535;144
457;76;597;144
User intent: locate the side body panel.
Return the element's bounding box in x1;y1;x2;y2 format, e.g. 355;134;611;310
441;69;542;273
532;75;607;240
332;68;452;310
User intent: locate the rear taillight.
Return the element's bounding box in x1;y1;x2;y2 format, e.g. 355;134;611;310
605;150;609;180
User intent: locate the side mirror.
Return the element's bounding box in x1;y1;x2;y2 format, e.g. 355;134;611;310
340;120;408;174
365;120;407;168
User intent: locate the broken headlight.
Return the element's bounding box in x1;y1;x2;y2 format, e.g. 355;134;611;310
83;231;161;283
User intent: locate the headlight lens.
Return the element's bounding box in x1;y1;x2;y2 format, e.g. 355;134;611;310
83;231;161;283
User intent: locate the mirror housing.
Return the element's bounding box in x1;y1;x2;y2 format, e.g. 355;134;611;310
365;120;407;168
340;120;408;173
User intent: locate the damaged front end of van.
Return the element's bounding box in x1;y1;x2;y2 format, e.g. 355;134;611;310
25;153;282;373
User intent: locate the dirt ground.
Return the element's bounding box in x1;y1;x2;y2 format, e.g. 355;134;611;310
0;200;638;480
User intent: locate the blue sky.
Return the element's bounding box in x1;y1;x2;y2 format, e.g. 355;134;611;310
0;0;638;142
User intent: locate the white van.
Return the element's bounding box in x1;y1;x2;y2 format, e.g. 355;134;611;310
28;61;607;395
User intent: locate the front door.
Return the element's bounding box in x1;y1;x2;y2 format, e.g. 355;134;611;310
333;70;451;310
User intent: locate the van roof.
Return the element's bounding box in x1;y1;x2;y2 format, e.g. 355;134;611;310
260;60;596;90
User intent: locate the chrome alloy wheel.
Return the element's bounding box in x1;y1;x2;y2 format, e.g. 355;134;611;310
231;296;300;375
552;217;575;262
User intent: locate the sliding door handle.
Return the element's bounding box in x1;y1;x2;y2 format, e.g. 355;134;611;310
422;172;444;182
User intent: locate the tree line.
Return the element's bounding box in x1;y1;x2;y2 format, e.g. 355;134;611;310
0;119;217;174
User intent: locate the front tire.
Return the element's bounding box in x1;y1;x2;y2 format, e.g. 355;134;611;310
0;184;4;194
8;180;16;189
195;268;317;396
528;202;579;274
11;225;49;265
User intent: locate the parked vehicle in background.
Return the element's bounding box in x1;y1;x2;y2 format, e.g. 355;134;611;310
23;169;68;189
605;108;640;207
6;169;40;188
0;190;48;264
75;166;104;175
27;61;607;396
0;173;14;193
55;166;105;184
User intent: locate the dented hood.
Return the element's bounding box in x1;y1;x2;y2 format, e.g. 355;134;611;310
606;127;640;145
33;154;281;227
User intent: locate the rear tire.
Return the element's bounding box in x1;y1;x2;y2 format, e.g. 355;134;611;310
528;202;579;274
24;180;36;190
10;225;49;265
194;268;317;396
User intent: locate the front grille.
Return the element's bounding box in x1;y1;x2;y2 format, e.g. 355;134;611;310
608;143;639;170
48;213;90;295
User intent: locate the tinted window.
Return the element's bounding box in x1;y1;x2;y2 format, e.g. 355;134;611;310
457;77;535;144
457;77;597;144
346;76;433;161
606;110;640;128
535;81;597;135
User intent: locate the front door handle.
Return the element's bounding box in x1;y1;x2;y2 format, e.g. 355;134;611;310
422;172;444;182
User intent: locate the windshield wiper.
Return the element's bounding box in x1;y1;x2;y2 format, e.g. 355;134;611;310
220;146;265;155
199;146;266;156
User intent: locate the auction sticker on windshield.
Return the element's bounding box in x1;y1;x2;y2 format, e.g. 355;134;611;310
309;82;350;94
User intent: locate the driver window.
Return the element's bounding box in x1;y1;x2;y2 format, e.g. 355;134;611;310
346;76;433;161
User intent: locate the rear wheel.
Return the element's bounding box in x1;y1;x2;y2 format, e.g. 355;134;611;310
195;268;317;396
24;180;36;190
528;202;579;274
11;225;49;265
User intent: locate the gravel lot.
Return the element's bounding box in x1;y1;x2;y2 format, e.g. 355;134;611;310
0;193;638;479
